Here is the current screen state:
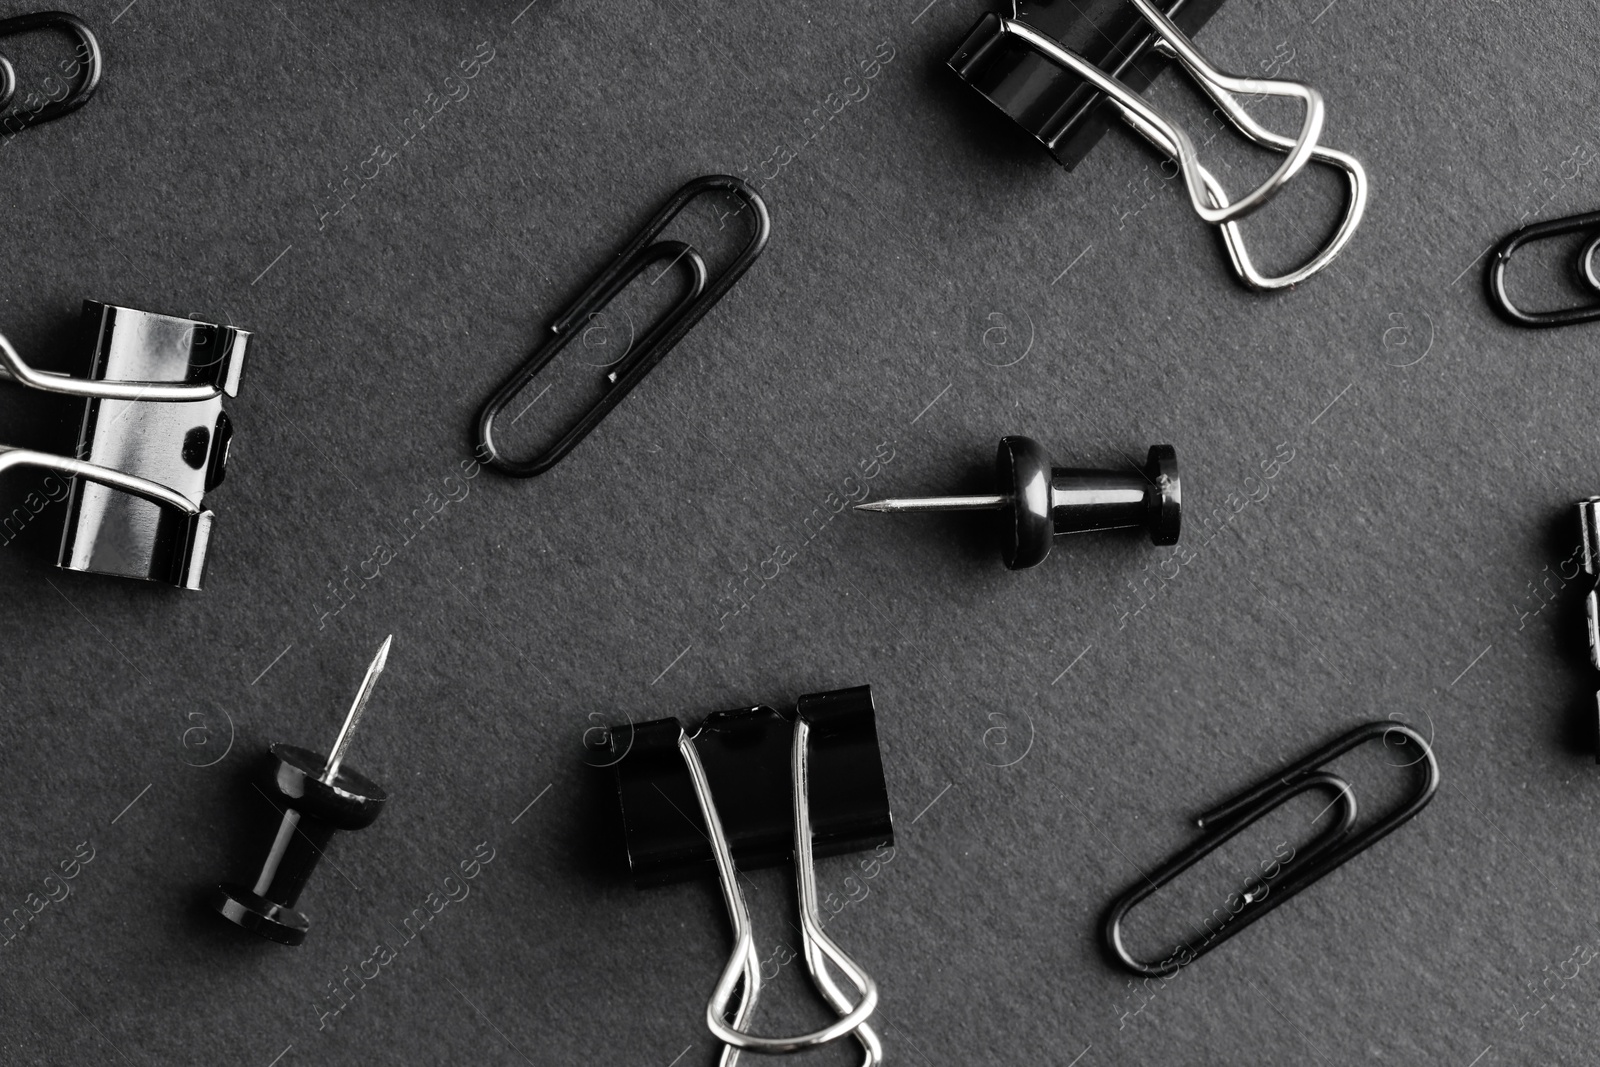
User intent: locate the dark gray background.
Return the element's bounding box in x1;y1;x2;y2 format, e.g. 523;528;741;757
2;0;1598;1063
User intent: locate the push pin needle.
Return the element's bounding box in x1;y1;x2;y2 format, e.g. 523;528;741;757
855;435;1181;570
323;634;392;784
855;495;1007;513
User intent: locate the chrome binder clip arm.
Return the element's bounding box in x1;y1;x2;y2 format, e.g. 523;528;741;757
0;446;202;516
0;325;242;402
1113;81;1367;291
996;12;1324;226
611;688;892;1066
683;719;881;1065
1148;36;1369;290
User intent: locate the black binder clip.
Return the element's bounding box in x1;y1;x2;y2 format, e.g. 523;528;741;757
474;174;769;478
608;686;892;1064
947;1;1367;290
1102;721;1438;976
0;301;249;589
1486;209;1600;328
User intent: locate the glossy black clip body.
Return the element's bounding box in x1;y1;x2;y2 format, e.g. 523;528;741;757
475;174;770;478
948;0;1223;169
1486;209;1600;328
1102;721;1439;977
610;685;893;887
0;11;102;134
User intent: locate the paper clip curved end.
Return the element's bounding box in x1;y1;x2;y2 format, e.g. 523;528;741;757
1484;211;1600;329
0;10;103;133
1100;721;1435;977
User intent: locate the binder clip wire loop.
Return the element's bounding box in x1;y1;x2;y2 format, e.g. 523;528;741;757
998;6;1323;226
1103;721;1438;977
1148;35;1368;290
681;717;882;1065
994;9;1366;290
475;174;770;477
1486;209;1600;328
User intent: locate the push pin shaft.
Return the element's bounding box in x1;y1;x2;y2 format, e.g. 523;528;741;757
213;636;392;945
857;436;1180;569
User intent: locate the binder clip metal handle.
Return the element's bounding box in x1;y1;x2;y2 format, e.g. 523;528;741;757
0;326;242;402
474;174;770;478
1102;721;1438;977
685;718;882;1064
0;446;202;516
610;686;891;1065
1486;209;1600;328
958;5;1367;289
996;11;1323;226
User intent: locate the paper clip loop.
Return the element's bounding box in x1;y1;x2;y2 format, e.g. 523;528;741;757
1102;721;1438;977
475;174;770;477
1486;209;1600;328
0;11;102;135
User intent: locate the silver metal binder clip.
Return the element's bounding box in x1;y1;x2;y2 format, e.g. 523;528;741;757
1579;498;1600;759
0;300;249;589
973;2;1368;289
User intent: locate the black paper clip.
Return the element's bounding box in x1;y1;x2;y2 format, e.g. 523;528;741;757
608;686;892;1064
0;301;249;589
1102;721;1438;977
0;11;102;134
948;1;1366;290
1486;209;1600;328
474;174;770;478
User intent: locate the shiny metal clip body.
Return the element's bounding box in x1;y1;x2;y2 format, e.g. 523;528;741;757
1578;498;1600;754
0;300;249;589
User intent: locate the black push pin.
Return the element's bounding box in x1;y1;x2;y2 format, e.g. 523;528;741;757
855;436;1180;569
213;636;392;946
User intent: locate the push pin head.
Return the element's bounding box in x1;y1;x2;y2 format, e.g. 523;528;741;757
856;436;1180;569
213;636;392;946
